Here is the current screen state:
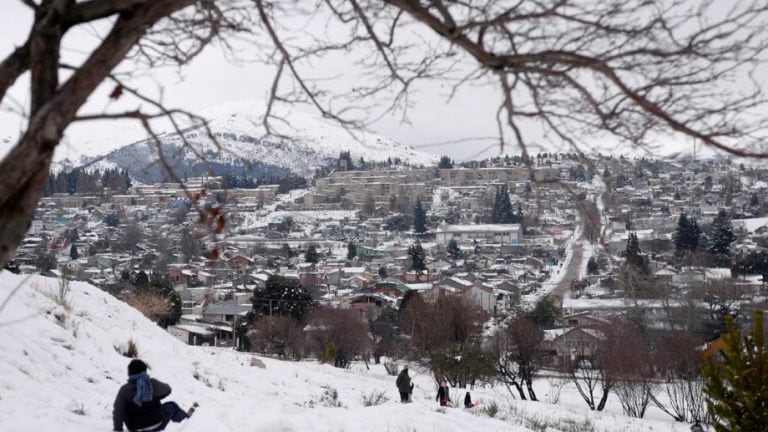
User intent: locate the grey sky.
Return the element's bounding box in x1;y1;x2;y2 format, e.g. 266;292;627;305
0;2;741;163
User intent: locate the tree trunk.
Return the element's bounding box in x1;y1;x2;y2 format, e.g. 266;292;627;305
0;0;196;268
525;377;538;401
597;387;610;411
514;382;527;400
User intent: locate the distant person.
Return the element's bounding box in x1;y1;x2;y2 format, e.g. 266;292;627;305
436;380;451;407
113;359;196;432
690;421;704;432
464;391;477;408
396;365;412;403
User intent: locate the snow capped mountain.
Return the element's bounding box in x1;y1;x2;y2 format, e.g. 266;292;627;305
65;100;437;182
0;273;693;432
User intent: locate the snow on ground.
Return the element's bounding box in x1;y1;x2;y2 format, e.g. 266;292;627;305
240;209;357;230
0;273;691;432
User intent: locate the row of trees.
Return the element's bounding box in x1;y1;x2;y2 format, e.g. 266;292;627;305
44;168;132;196
671;210;737;267
240;270;766;430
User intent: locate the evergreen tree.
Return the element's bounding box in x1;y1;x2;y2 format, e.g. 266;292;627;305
709;209;737;267
408;241;427;274
528;295;560;328
413;198;428;235
378;266;388;280
362;193;375;217
305;244;319;264
702;311;768;431
673;213;701;254
338;151;354;171
438;155;454;169
347;241;357;260
624;232;647;273
252;275;314;321
586;256;598;275
104;213;120;227
446;239;462;262
492;184;516;223
69;243;79;260
280;243;294;258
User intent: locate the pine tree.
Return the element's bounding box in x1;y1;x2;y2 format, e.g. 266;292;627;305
709;210;737;267
702;311;768;431
305;244;319;264
446;239;462;262
413;198;428;235
673;213;701;254
586;256;598;275
347;241;357;260
438;155;454;169
624;232;647;273
69;243;79;260
408;241;427;275
492;184;516;223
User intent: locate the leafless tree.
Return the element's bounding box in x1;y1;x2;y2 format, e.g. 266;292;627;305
490;315;543;401
3;0;768;267
489;326;526;400
126;290;171;323
568;355;611;411
652;330;709;423
306;306;372;367
251;315;307;360
604;319;656;418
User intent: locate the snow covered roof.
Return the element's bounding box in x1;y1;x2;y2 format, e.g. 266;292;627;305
436;224;521;233
733;217;768;233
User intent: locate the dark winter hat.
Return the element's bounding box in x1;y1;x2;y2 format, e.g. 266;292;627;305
127;359;148;376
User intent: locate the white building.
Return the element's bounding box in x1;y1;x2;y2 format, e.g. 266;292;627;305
435;223;522;246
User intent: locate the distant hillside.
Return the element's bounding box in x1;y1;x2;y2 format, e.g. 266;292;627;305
65;101;437;183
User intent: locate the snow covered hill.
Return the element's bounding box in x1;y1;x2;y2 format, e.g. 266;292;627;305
63;100;437;183
0;273;691;432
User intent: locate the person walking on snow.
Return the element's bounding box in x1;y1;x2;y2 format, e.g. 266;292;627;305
436;380;451;407
113;359;195;432
396;365;412;402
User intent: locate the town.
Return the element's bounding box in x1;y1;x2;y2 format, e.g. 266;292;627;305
9;151;768;422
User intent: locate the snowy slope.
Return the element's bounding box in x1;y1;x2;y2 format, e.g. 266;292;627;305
64;100;437;181
0;273;691;432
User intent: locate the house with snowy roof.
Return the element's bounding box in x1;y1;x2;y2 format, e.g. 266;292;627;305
435;223;521;246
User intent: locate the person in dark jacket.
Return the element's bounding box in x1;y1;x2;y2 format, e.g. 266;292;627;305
113;359;195;432
464;391;474;408
395;365;412;402
436;380;451;407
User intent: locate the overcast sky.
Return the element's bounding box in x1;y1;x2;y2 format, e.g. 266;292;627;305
0;2;731;163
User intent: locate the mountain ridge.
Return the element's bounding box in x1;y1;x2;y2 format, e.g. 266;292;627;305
55;100;437;183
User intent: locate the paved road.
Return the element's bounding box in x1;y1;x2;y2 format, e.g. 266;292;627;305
552;240;584;301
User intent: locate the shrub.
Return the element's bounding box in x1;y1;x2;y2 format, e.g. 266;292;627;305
362;390;388;407
304;385;345;408
126;290;171;323
482;401;499;418
115;338;139;358
251;315;306;360
383;361;400;376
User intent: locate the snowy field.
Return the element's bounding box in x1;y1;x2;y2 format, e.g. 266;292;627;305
0;273;693;431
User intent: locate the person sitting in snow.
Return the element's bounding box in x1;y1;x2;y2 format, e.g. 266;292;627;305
396;365;412;402
464;391;478;408
436;380;451;407
113;359;195;432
